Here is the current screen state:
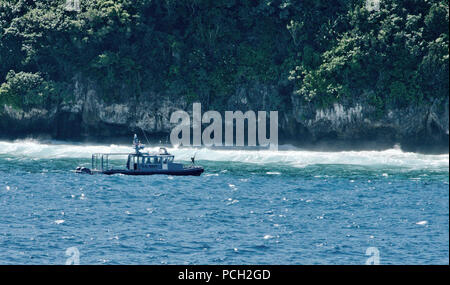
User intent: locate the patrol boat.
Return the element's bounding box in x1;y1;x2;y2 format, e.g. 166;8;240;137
75;134;204;176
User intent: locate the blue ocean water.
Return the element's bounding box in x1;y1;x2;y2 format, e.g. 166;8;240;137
0;140;448;264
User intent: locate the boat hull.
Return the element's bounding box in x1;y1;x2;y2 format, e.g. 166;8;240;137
100;167;204;176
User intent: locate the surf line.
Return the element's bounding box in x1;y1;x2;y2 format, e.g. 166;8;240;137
170;103;278;150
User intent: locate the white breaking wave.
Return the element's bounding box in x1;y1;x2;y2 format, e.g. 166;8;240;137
0;139;448;170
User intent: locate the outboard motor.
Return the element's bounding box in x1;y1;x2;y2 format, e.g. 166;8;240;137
75;167;92;174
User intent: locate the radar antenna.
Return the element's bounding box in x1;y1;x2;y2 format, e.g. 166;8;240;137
133;134;145;154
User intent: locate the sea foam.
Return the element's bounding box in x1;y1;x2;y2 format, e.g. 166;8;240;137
0;140;448;170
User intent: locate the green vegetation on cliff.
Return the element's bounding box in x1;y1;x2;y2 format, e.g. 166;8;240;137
0;0;448;112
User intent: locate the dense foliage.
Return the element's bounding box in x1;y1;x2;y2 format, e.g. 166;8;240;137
0;0;448;112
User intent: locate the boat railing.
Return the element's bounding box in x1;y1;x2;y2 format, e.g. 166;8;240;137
92;153;130;171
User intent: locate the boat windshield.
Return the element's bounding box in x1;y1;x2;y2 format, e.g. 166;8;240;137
141;155;174;164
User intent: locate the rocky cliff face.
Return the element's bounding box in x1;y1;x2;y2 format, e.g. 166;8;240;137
0;78;448;153
290;92;449;152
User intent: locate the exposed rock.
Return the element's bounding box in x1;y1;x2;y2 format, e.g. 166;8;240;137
290;93;449;152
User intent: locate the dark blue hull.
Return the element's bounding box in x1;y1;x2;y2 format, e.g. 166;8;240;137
101;167;204;176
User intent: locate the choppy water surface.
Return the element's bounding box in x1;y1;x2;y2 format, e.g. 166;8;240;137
0;140;448;264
